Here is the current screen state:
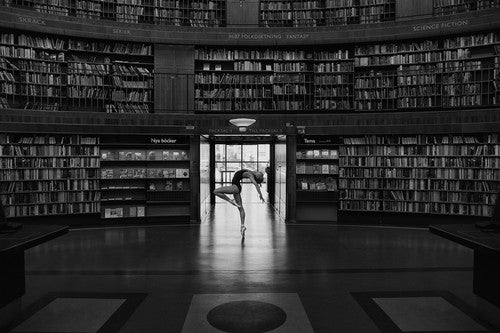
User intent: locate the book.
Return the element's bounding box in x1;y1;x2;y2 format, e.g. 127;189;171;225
296;162;306;174
176;169;189;178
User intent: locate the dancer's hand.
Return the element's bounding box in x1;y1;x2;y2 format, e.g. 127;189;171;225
259;195;265;203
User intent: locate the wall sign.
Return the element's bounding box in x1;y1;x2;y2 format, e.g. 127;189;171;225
150;138;178;144
207;128;284;134
18;16;46;25
228;33;310;40
412;19;469;32
112;28;131;35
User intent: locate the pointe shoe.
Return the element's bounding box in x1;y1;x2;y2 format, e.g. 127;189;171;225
240;226;247;238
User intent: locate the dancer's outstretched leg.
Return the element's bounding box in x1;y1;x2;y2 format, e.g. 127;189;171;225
214;185;241;207
234;193;246;237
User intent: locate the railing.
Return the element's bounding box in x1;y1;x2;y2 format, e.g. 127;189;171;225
1;68;500;113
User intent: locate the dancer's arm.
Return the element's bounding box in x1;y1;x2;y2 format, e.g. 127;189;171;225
249;176;265;203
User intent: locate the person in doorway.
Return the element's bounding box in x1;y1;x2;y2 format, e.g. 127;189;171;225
213;169;265;238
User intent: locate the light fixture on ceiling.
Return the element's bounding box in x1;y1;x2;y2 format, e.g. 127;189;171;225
229;118;256;132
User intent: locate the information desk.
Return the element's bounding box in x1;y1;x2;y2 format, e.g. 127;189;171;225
0;225;68;327
430;224;500;308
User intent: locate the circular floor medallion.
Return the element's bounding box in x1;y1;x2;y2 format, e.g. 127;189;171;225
207;300;287;333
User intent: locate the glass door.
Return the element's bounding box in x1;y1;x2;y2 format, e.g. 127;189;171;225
214;144;271;202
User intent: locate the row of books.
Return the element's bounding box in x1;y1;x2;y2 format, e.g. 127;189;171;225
68;87;108;99
0;47;65;62
340;200;493;216
196;49;315;61
355;33;496;56
341;135;495;145
0;168;98;181
101;150;188;161
111;90;151;102
315;87;351;97
195;88;272;99
69;40;152;56
315;63;354;73
104;206;145;218
148;180;189;191
0;157;99;168
0;135;97;145
296;149;339;159
0;179;99;193
106;103;150;113
101;168;189;179
315;99;352;109
0;145;98;157
297;177;338;191
340;189;495;205
4;202;100;217
341;167;500;179
112;77;152;88
296;163;339;175
4;191;101;205
340;178;498;192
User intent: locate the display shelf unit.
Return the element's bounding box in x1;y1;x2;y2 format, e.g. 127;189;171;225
295;136;339;222
0;30;153;113
339;134;500;217
259;0;396;27
434;0;500;16
99;135;191;222
1;0;226;27
0;133;100;218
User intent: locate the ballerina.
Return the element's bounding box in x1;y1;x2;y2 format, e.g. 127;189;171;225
213;169;265;238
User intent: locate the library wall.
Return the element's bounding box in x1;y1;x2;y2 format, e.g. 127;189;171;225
226;0;258;27
154;44;195;113
396;0;433;20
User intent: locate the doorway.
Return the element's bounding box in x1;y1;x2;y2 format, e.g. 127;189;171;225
214;143;271;203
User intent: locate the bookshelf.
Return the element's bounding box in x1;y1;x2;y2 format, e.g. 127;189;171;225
339;134;500;217
273;49;314;112
0;134;100;218
259;0;396;27
434;0;500;16
314;49;354;111
3;0;226;27
442;32;498;108
296;136;339;222
194;47;352;113
353;32;500;111
100;136;191;222
0;30;154;113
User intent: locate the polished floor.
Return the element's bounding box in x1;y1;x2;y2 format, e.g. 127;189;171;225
8;187;500;332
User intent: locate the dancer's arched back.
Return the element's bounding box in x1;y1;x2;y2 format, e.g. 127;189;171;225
213;169;265;238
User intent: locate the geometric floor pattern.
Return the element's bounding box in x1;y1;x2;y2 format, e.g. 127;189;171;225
9;293;146;333
182;293;314;333
353;291;491;333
